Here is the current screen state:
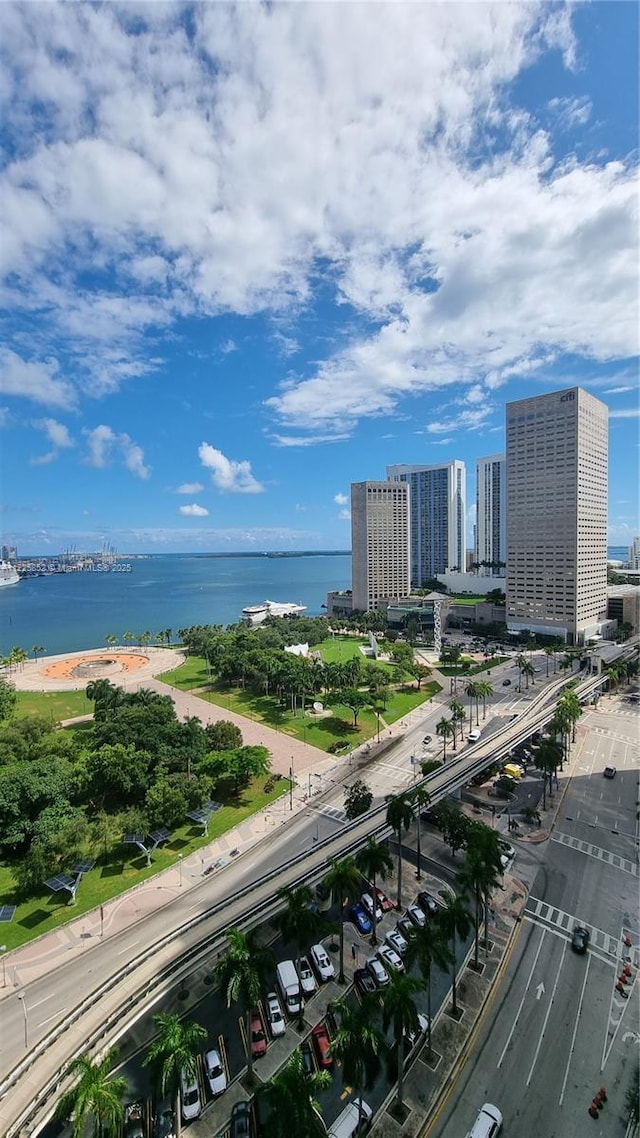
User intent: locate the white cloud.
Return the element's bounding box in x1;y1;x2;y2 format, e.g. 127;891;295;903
0;349;75;408
334;493;348;506
0;2;635;433
30;450;57;466
35;417;74;448
271;432;350;448
609;408;640;419
604;386;634;395
338;509;351;521
198;442;264;494
179;503;209;517
84;424;150;478
547;95;592;128
176;481;204;494
427;408;493;434
220;339;237;355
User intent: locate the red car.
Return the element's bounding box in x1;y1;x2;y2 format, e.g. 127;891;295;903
311;1022;333;1069
374;887;394;913
250;1008;267;1059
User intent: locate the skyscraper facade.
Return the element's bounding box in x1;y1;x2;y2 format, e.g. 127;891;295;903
351;481;410;612
386;461;466;587
506;387;608;644
475;454;506;576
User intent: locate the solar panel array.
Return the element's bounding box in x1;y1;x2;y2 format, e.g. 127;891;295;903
149;827;171;845
0;905;16;922
71;859;96;876
45;874;76;893
123;833;146;846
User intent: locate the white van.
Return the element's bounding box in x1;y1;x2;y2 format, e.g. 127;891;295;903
327;1098;373;1138
276;959;302;1017
468;728;482;743
465;1102;502;1138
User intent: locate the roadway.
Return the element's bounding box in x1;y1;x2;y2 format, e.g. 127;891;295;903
0;651;613;1135
427;696;640;1138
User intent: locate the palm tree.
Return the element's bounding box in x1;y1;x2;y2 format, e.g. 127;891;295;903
464;680;481;726
385;793;414;911
104;634;118;650
514;653;527;692
437;891;474;1017
558;688;582;743
380;970;426;1113
535;736;563;805
410;785;430;882
436;716;455;760
145;1015;206;1134
405;919;451;1057
477;679;493;719
258;1049;330;1137
457;845;501;969
331;995;387;1131
56;1049;127;1138
215;928;274;1080
31;644;45;663
449;699;466;746
521;659;535;689
544;646;555;677
355;837;393;943
323;855;361;982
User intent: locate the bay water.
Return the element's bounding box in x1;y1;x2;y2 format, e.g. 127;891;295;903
0;553;352;657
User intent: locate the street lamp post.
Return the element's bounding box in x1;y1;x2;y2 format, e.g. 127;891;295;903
0;945;6;988
178;854;183;888
18;993;28;1048
289;760;294;811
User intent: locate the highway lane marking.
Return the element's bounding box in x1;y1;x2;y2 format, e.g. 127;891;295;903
559;950;591;1105
526;940;567;1087
118;940;139;954
31;992;57;1009
551;832;638;876
497;926;546;1068
37;1010;66;1027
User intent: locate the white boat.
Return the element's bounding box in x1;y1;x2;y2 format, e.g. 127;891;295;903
0;561;19;588
242;599;307;624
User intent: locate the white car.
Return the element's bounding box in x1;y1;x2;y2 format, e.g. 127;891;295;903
265;991;286;1037
404;1012;430;1049
406;904;426;928
310;943;335;982
360;893;383;923
203;1049;227;1097
180;1069;202;1121
377;944;404;973
385;928;408;956
365;956;390;987
297;955;317;996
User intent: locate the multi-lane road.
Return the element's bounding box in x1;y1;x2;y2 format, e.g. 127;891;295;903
429;696;640;1138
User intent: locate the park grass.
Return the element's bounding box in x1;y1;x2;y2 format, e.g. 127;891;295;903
438;656;508;677
0;776;289;952
14;688;94;722
157;654;210;690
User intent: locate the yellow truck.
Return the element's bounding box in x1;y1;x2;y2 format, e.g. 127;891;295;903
502;762;524;781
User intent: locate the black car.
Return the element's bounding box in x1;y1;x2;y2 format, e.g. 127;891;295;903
502;678;511;686
420;808;441;827
300;1041;314;1076
603;766;617;779
417;891;440;917
571;926;590;954
153;1101;176;1138
354;967;377;996
230;1101;253;1138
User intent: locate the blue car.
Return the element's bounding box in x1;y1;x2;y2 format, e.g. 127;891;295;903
349;904;372;935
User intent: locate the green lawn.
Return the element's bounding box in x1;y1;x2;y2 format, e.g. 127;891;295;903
157;655;211;690
14;688;94;722
438;656;508;677
0;776;289;952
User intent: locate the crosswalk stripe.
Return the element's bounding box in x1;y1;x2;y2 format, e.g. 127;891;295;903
552;831;638;876
525;896;639;964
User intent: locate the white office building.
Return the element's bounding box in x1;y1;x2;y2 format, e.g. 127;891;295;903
386;461;466;587
506;386;608;644
475;454;506;576
351;481;410;612
629;537;640;571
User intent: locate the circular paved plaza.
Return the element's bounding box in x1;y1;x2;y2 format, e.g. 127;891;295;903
11;646;185;691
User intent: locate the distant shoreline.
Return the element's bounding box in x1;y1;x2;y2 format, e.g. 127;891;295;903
14;549;352;562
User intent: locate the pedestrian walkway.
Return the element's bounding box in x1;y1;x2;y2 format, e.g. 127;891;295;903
551;830;638;876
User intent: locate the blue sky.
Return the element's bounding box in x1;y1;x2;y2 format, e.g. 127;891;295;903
0;2;638;556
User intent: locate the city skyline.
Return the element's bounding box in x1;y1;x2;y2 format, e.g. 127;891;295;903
0;3;638;555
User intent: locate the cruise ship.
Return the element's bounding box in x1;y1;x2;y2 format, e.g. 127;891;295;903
242;600;307;624
0;560;19;588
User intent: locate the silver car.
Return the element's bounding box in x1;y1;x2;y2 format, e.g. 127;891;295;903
406;904;426;928
310;943;335;982
297;955;317;996
365;955;390;987
265;990;286;1037
180;1068;202;1121
377;943;404;973
385;928;408;956
203;1048;227;1097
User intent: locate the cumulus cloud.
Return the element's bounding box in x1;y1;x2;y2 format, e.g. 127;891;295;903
427;407;493;434
179;503;209;517
0;2;636;433
334;493;348;506
198;442;264;494
609;407;640;419
30;416;74;466
176;481;204;494
0;349;75;408
338;508;351;522
84;424;150;478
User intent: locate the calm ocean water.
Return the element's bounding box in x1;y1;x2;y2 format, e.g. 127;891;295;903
0;553;352;657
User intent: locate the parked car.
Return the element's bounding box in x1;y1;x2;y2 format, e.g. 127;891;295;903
310;942;335;982
230;1101;253;1138
422;734;433;745
397;917;414;941
385;928;408;956
404;1012;430;1050
265;991;286;1038
203;1048;227;1097
250;1007;267;1058
354;967;377;996
180;1069;202;1121
365;956;390;987
377;943;404;973
571;926;590;954
603;766;617;779
297;955;317;996
300;1041;314;1076
373;886;394;912
311;1022;334;1069
420;808;441;827
406;904;426;928
349;904;372;935
417;891;440;917
153;1100;176;1138
360;893;383;922
125;1102;145;1138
